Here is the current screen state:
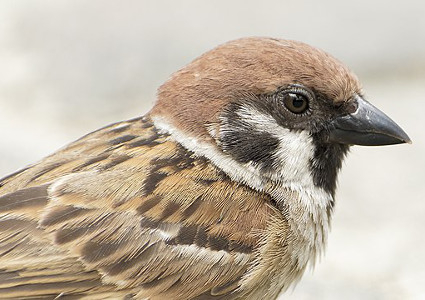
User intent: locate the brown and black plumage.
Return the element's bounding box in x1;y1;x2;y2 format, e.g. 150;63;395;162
0;37;410;299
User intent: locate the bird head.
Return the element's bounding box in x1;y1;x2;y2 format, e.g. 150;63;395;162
151;37;410;195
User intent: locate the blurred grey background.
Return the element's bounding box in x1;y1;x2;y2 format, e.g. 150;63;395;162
0;1;424;299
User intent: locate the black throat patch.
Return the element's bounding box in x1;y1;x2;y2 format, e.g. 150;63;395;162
310;132;349;198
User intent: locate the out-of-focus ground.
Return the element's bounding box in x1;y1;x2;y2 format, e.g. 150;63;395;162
0;1;424;299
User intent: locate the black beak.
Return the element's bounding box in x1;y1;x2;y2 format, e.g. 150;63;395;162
329;96;411;146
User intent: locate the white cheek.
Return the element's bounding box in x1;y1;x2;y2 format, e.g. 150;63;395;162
234;105;316;189
234;104;332;224
272;130;315;187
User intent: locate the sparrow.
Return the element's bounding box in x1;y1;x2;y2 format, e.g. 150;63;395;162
0;37;410;300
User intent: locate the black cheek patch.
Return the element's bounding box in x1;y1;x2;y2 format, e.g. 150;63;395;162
219;102;281;171
220;129;279;171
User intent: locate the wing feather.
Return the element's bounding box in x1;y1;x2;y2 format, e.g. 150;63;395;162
0;117;273;299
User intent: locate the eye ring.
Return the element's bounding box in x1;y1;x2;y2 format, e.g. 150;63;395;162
280;85;313;115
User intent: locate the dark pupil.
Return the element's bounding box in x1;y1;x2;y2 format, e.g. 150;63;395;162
291;94;304;108
283;92;308;114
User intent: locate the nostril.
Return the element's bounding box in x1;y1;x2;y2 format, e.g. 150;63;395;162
346;101;358;114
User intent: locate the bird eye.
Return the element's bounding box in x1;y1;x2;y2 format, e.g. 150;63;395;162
283;92;309;114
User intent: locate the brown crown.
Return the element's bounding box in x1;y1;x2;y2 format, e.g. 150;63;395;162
151;37;361;140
